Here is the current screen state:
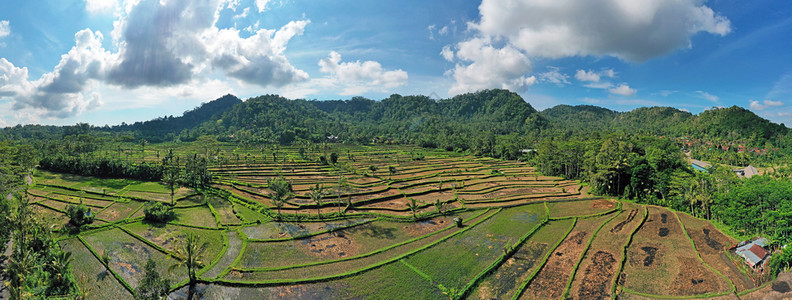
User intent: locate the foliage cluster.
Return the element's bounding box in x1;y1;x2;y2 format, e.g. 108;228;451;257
143;201;175;223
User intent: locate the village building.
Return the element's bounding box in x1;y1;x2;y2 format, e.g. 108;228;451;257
735;238;770;269
733;165;759;178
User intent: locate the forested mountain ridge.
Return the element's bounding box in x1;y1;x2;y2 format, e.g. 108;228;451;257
1;89;789;154
110;94;242;141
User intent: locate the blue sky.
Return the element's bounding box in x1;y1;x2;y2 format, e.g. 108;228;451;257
0;0;790;127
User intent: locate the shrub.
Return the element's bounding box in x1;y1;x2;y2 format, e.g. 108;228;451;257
143;201;175;222
66;203;94;227
134;259;170;300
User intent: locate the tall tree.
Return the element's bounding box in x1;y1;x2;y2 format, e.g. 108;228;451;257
169;233;208;300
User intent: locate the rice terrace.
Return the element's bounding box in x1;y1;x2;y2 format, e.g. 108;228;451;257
18;144;786;299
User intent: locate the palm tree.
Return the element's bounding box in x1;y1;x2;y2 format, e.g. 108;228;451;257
7;249;35;300
47;250;74;295
336;175;348;213
169;233;208;300
162;167;179;205
267;176;293;220
407;198;419;220
308;184;326;219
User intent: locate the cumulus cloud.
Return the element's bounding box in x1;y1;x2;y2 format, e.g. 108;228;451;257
696;91;719;102
473;0;731;62
538;67;570;86
0;58;31;97
84;0;118;14
447;38;536;95
3;30;112;117
440;45;454;62
750;99;784;111
0;20;9;38
443;0;730;94
609;84;636;96
255;0;269;12
317;51;408;95
0;0;311;119
205;20;311;87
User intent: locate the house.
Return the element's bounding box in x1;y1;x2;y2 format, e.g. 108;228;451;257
733;165;759;178
736;238;770;269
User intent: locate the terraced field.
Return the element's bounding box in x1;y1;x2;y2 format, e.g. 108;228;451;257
29;145;763;299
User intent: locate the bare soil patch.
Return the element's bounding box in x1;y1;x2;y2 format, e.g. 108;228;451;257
402;218;448;237
658;228;669;237
475;242;547;299
577;251;617;299
298;233;360;259
641;246;658;267
591;199;615;210
523;231;588;299
627;244;662;268
610;209;638;233
701;228;723;250
669;257;721;296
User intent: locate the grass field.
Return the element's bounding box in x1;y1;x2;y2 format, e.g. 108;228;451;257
26;145;760;299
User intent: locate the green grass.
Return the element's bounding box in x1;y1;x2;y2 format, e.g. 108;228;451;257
402;205;546;291
80;227;187;289
173;206;219;228
95;201;143;222
58;238;133;300
470;218;572;299
206;195;243;225
122;222;225;256
238;215;460;269
231;201;269;223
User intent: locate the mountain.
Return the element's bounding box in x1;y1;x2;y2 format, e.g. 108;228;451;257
112;94;242;141
613;106;693;136
540;105;619;133
689;106;788;141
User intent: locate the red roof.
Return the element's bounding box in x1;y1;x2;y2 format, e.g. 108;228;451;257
749;244;768;260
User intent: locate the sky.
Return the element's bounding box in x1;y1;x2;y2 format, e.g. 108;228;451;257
0;0;791;127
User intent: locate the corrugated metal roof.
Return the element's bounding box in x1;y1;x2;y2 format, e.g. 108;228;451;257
736;241;768;267
754;238;769;248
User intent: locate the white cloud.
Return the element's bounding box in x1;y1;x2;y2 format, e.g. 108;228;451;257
447;37;535;95
696;91;719;102
0;0;310;119
609;84;636;96
317;51;408;95
778;112;791;117
5;29;113;118
204;20;311;87
750;99;784;111
575;70;599;82
765;100;783;107
574;69;615;82
84;0;118;14
584;82;613;90
427;24;436;40
440;45;454;62
0;20;9;38
255;0;269;13
0;58;32;97
538;67;569;86
472;0;730;62
439;25;449;36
